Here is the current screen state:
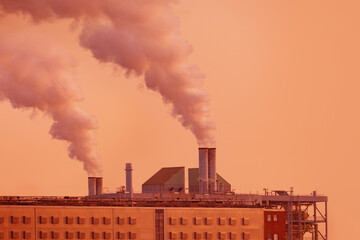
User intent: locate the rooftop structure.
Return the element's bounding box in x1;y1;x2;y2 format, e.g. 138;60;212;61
188;168;231;194
142;167;185;194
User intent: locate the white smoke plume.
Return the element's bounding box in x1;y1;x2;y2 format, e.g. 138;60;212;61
0;33;102;176
0;0;216;146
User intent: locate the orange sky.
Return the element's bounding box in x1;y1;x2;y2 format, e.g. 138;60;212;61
0;1;359;239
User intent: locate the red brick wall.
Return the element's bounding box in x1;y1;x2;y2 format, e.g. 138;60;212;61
264;210;287;240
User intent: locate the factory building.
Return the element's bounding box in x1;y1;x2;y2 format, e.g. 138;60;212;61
0;147;328;239
0;204;286;240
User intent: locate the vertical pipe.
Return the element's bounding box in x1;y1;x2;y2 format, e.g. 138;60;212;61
96;177;103;195
325;201;328;240
198;148;209;194
125;163;133;198
88;177;96;196
208;148;216;194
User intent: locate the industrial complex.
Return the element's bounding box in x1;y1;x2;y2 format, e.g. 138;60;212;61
0;148;328;240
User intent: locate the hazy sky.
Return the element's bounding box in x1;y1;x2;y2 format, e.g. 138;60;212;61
0;1;359;239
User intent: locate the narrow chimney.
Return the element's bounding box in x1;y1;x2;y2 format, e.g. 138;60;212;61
199;148;209;194
95;177;103;195
88;177;96;196
125;163;133;198
208;148;216;194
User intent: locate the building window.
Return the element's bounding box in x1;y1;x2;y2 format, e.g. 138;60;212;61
11;216;19;224
274;234;279;240
268;233;272;240
22;231;31;239
77;232;85;239
91;217;99;225
218;218;226;226
23;216;31;224
128;232;137;239
0;217;4;224
51;217;59;224
181;232;188;240
205;218;213;225
273;215;278;222
103;217;111;225
39;216;47;224
65;217;73;224
10;231;19;239
218;232;226;240
181;218;188;225
193;218;201;225
129;217;136;225
117;217;125;225
242;218;250;226
91;232;100;239
103;232;111;239
77;217;85;225
117;232;125;239
229;218;237;225
267;215;272;222
51;231;60;239
205;232;213;239
169;232;178;239
39;231;47;239
242;232;250;240
229;232;237;239
193;232;201;239
169;217;177;225
65;232;74;239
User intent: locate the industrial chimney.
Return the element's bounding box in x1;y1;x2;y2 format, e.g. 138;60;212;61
125;163;133;198
95;177;103;195
198;148;217;194
208;148;216;193
199;148;209;194
88;177;96;196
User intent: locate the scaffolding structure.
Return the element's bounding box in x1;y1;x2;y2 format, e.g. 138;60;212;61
264;188;328;240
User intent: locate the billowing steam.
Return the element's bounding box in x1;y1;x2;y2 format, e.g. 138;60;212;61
0;0;216;147
0;33;102;176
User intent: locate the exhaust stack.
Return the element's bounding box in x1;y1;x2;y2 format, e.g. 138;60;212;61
125;163;133;198
199;148;209;194
88;177;96;196
95;177;103;195
198;147;217;194
208;148;216;193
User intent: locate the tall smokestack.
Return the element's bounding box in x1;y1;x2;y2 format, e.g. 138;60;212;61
208;148;216;194
199;148;209;194
88;177;96;196
125;163;133;198
95;177;103;195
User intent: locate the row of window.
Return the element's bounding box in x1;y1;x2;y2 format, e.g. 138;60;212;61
168;232;250;240
1;216;136;225
1;231;137;239
168;217;250;226
266;215;278;222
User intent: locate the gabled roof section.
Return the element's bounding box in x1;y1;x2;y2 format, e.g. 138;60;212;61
143;167;185;186
188;168;231;188
216;173;231;186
